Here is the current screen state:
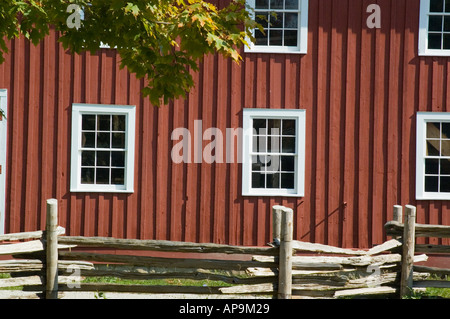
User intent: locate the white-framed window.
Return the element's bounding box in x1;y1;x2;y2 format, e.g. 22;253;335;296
419;0;450;56
416;112;450;200
242;108;306;197
70;103;136;193
245;0;308;54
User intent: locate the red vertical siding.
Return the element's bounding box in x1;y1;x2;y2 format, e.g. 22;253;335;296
2;1;450;248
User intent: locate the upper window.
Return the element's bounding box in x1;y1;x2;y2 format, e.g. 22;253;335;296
416;112;450;199
419;0;450;56
242;109;306;197
245;0;308;54
70;104;135;193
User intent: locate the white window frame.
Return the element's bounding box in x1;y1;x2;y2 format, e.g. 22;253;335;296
0;89;7;235
416;112;450;200
242;108;306;197
70;103;135;193
245;0;308;54
419;0;450;56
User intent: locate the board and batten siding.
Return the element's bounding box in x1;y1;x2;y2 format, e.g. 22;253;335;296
1;0;449;248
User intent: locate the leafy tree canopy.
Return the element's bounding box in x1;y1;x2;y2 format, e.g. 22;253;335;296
0;0;257;109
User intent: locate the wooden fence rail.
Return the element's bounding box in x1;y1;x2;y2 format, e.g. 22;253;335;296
385;205;450;298
0;199;438;299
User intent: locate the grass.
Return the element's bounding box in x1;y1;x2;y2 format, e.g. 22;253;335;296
81;276;233;287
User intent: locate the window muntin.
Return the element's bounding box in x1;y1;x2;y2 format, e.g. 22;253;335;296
71;104;135;193
419;0;450;55
242;109;305;197
246;0;308;54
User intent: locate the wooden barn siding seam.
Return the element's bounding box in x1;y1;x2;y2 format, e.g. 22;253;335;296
2;1;450;247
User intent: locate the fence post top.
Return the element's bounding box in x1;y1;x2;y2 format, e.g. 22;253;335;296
47;198;58;205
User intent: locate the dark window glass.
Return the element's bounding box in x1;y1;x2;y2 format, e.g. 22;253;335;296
270;0;283;9
425;175;439;192
282;120;296;135
82;132;95;148
253;119;267;134
256;0;269;9
96;168;110;184
255;13;269;28
441;176;450;192
97;132;111;148
425;158;439;174
96;151;110;167
252;172;265;188
111;169;125;185
281;173;295;188
255;29;268;45
427;140;440;156
98;115;110;131
431;0;444;12
446;0;450;12
284;30;298;46
81;168;95;184
81;151;95;166
270;12;283;28
442;122;450;138
441;159;450;174
285;0;298;10
428;33;443;49
285;13;298;28
112;115;126;131
112;151;125;167
281;156;295;172
112;133;125;149
266;173;280;188
269;30;283;45
82;115;96;130
427;122;441;138
282;137;296;153
429;15;443;31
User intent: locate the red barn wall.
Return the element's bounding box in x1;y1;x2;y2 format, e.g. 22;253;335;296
1;0;449;248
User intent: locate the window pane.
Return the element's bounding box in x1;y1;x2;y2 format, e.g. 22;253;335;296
425;158;439;174
255;29;268;45
112;115;126;131
441;158;450;174
425;175;439;192
268;119;281;135
444;34;450;49
253;119;267;134
266;173;280;188
82;132;95;148
285;13;298;28
252;155;264;171
444;16;450;31
429;15;443;31
281;156;295;172
427;122;441;138
281;173;295;188
82;115;96;130
442;140;450;156
427;140;440;156
442;122;450;138
430;0;444;12
255;12;269;28
81;168;95;184
97;115;111;131
81;151;95;166
97;132;111;148
282;137;296;153
112;151;125;167
270;0;283;9
428;33;442;49
253;136;267;152
270;12;283;28
284;30;298;46
268;136;280;152
266;155;280;172
441;176;450;192
282;120;296;135
269;30;283;45
111;168;125;185
252;172;265;188
256;0;269;9
446;0;450;12
285;0;298;10
112;133;125;149
96;168;110;184
96;151;110;167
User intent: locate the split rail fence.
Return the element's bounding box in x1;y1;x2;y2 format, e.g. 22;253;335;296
385;204;450;297
0;199;444;299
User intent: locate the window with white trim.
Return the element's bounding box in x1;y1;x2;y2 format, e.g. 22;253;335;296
419;0;450;56
245;0;308;54
70;103;135;193
416;112;450;199
242;109;306;197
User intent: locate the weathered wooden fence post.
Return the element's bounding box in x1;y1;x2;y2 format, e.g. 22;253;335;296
400;205;416;298
393;205;402;223
46;199;58;299
278;207;293;299
272;205;283;246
